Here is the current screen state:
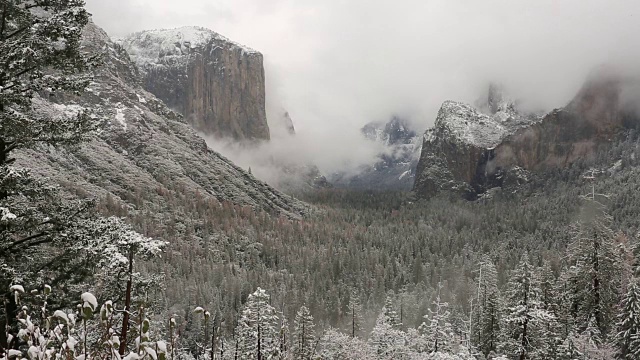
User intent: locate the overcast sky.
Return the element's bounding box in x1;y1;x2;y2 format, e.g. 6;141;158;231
85;0;640;172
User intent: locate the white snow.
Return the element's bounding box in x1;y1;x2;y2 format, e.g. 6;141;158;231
53;310;69;323
1;207;16;221
136;94;147;103
28;345;40;360
66;336;78;351
429;100;541;149
7;349;22;358
53;103;84;119
123;353;140;360
434;101;507;148
120;26;259;70
115;105;127;130
81;292;98;311
145;348;157;360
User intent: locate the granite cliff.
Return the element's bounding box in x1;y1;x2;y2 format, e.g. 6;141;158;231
413;69;640;199
120;27;270;141
19;22;305;219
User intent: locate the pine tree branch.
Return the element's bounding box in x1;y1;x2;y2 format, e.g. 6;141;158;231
3;26;29;42
2;231;49;252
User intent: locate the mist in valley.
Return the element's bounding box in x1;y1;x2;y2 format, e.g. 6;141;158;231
86;0;640;185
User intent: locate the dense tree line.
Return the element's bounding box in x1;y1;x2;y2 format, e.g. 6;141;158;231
89;130;640;359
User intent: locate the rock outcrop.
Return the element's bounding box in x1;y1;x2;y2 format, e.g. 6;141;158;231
413;70;640;199
120;27;270;141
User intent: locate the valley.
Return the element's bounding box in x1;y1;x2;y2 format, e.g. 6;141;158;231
2;1;640;359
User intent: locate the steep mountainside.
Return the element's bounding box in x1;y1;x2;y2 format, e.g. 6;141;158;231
331;116;421;190
17;22;306;218
120;27;270;141
414;70;640;199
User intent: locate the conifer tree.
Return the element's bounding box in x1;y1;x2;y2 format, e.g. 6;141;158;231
500;254;553;360
278;310;289;358
347;290;363;338
533;262;562;359
616;277;640;359
292;305;315;360
0;0;99;353
236;288;280;359
369;311;406;359
473;257;501;356
381;294;401;329
424;282;453;353
566;205;622;337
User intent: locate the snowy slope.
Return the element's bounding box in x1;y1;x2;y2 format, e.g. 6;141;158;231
18;22;306;218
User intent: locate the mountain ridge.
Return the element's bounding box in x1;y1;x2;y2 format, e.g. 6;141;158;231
413;67;640;199
17;22;307;220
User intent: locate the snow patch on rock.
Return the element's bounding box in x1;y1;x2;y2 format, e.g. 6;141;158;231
429;100;541;149
120;26;258;71
114;103;127;130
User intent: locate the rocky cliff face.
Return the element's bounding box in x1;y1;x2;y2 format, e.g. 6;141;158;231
414;71;640;199
18;22;305;219
331;116;421;190
120;27;270;141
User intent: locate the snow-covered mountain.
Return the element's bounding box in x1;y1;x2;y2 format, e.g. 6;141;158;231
17;22;306;218
330;116;422;190
413;70;640;199
119;26;270;142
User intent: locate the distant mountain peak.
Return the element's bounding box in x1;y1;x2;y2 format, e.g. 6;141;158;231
362;116;417;146
330;116;421;190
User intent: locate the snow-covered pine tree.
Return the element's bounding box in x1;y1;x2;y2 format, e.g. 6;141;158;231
424;282;453;353
382;294;401;329
318;328;374;360
533;261;562;359
616;277;640;359
500;254;553;360
369;309;406;359
565;202;622;338
292;305;315;360
278;309;289;359
347;290;363;338
86;217;167;355
557;331;584;360
480;287;502;357
0;0;98;353
555;266;578;341
236;288;280;359
473;256;501;356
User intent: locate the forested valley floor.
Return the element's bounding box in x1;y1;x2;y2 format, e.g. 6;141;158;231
88;131;640;359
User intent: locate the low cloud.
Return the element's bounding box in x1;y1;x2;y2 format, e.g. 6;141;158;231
86;0;640;177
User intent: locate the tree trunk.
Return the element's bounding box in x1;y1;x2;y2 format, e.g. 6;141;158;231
119;249;134;355
257;323;262;360
592;232;602;333
351;308;355;338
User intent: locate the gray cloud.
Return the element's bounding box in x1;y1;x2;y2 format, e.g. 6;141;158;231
86;0;640;175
